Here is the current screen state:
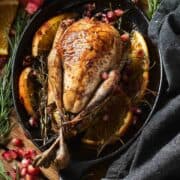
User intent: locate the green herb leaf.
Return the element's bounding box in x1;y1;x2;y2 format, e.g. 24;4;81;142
147;0;160;19
0;9;30;139
0;161;11;180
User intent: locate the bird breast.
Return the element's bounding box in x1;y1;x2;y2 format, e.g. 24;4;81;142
56;18;123;113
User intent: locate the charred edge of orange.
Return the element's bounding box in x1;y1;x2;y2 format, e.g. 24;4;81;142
81;111;133;146
18;67;36;117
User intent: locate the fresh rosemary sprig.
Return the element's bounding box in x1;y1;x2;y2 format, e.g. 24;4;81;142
147;0;160;19
132;0;160;19
0;161;11;180
0;10;29;139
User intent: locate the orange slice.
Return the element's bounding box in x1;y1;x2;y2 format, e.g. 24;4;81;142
82;93;133;146
19;67;37;117
32;13;78;57
124;30;150;101
0;0;19;56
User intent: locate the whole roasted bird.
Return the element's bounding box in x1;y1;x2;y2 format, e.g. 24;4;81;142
34;18;124;169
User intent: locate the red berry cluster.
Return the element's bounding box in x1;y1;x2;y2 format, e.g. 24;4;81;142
2;138;40;180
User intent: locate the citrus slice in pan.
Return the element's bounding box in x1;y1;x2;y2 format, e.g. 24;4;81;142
122;30;150;102
82;93;133;146
19;67;37;117
32;13;77;57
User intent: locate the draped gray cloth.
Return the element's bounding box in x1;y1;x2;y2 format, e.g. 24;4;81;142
105;0;180;179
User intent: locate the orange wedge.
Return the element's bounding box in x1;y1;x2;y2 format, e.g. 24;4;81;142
0;0;19;56
82;93;133;146
125;30;150;101
32;13;78;57
19;67;37;117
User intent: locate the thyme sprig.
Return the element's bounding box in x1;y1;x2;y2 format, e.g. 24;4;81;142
34;56;49;145
0;10;29;139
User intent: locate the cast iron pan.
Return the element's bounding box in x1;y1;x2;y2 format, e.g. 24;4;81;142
12;0;163;179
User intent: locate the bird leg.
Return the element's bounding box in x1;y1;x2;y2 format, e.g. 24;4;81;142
33;136;60;168
54;126;70;170
33;111;70;169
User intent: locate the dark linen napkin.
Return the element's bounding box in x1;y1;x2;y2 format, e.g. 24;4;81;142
105;0;180;179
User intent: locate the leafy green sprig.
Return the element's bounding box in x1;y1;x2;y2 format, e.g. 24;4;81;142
0;10;29;139
0;161;11;180
147;0;160;19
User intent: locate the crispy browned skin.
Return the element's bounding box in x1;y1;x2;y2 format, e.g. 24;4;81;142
56;18;122;113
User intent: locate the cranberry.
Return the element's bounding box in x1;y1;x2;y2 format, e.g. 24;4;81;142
2;151;13;162
131;107;142;115
27;165;40;176
101;72;109;80
106;11;116;21
2;150;18;162
114;9;124;17
11;138;24;147
9;150;18;160
29;117;38;127
24;149;37;160
135;108;142;115
120;33;130;42
137;49;144;58
20;167;27;177
16;148;25;158
21;158;31;168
